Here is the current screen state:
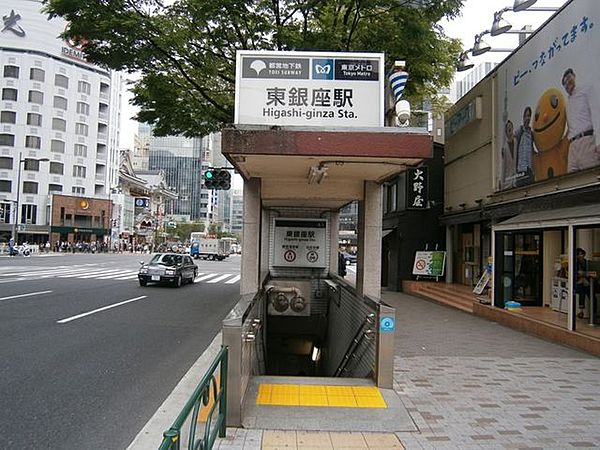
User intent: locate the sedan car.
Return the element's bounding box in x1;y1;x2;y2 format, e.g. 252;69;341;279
343;252;357;264
138;252;198;287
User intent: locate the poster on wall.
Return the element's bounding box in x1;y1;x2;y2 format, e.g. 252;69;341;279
412;251;446;277
273;218;327;268
495;0;600;192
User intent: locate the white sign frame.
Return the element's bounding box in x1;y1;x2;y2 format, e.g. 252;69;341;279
272;218;328;268
235;50;385;127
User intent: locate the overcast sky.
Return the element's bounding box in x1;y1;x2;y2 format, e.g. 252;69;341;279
119;0;567;149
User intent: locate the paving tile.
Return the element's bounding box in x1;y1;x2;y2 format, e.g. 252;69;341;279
329;432;368;448
361;432;404;448
295;431;333;449
262;430;297;448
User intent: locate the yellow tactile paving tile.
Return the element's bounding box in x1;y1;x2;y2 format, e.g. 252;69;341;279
256;384;386;408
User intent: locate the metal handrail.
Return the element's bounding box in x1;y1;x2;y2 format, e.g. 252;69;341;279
334;313;375;377
159;346;228;450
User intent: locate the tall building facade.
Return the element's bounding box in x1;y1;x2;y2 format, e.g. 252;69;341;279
146;131;204;220
0;0;122;243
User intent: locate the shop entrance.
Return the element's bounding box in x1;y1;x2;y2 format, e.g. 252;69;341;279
496;231;543;307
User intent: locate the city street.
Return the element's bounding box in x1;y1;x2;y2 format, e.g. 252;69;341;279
0;252;241;449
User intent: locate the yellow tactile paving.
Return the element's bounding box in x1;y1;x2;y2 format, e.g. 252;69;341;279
256;383;387;408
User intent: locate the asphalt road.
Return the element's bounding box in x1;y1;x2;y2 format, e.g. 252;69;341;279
0;252;241;449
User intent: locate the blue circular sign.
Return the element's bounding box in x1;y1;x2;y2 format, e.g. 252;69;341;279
380;317;395;332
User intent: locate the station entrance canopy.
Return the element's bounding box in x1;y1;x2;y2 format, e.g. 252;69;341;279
225;50;432;208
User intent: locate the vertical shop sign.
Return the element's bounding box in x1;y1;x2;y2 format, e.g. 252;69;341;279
406;166;428;210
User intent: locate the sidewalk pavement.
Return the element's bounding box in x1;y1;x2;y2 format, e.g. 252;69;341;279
133;289;600;450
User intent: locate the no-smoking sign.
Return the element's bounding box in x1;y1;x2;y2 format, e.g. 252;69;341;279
415;259;426;271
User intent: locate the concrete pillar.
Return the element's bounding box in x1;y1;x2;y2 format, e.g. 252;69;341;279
445;226;453;284
330;212;340;275
240;178;261;295
357;181;382;300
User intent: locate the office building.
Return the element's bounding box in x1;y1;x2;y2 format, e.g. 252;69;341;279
0;0;122;244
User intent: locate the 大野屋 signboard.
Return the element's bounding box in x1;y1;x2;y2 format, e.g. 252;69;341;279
273;218;327;268
235;50;385;127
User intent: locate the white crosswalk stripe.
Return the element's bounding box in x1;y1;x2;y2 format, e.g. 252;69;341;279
195;273;219;282
207;273;232;283
225;274;241;284
0;264;240;284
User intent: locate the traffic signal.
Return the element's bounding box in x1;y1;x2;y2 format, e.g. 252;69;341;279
203;168;231;190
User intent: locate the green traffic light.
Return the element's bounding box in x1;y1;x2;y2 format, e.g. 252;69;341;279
205;170;214;179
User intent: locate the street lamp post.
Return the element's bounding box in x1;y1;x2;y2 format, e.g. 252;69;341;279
12;151;49;243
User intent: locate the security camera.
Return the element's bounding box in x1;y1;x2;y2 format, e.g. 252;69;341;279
395;99;410;126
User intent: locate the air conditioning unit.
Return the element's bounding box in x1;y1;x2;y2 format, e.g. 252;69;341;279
266;279;311;317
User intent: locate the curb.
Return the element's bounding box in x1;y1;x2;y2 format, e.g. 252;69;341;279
127;332;223;449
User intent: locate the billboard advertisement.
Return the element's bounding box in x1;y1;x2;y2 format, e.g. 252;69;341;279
0;1;97;68
235;50;385;127
496;0;600;191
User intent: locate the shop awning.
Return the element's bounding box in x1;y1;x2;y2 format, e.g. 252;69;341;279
493;204;600;231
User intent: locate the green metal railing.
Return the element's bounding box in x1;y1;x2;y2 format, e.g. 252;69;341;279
159;346;228;450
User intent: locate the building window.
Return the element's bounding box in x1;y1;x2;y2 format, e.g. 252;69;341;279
0;111;16;124
48;162;64;176
55;74;69;88
21;204;37;224
3;65;19;78
74;144;87;157
77;80;91;95
50;139;65;153
48;184;63;193
0;180;11;192
22;181;38;194
76;102;90;116
0;202;11;223
28;90;44;105
53;96;68;110
25;135;41;149
72;186;85;194
29;68;45;82
73;165;86;178
75;123;88;136
0;134;15;146
27;113;42;126
2;88;18;101
24;159;41;171
0;157;12;169
52;118;67;131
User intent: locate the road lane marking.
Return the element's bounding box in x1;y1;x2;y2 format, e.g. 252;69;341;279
0;290;53;302
225;274;241;284
57;296;148;324
207;274;232;283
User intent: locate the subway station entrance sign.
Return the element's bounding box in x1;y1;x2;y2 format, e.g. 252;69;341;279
273;218;327;268
235;50;384;127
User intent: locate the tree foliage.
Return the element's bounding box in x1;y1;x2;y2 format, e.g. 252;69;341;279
43;0;464;137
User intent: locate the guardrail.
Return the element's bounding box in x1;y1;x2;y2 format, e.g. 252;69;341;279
159;346;228;450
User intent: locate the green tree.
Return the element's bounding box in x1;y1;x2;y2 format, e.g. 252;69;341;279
43;0;464;137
